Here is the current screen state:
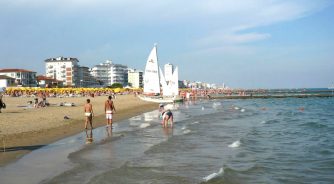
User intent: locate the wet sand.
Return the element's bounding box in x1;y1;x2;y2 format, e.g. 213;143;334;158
0;95;157;166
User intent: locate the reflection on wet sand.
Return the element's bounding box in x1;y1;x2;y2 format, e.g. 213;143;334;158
85;129;93;144
106;125;112;137
162;127;173;139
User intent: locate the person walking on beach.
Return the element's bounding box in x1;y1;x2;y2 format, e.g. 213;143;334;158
105;95;116;128
84;99;94;130
0;93;3;113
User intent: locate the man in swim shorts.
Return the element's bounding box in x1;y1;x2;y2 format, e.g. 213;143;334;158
84;99;94;130
105;95;116;128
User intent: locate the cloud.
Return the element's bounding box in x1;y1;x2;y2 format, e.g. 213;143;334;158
198;32;271;47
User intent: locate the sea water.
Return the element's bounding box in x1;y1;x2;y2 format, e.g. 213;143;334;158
1;97;334;184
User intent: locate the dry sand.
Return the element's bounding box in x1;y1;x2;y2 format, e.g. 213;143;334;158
0;94;157;166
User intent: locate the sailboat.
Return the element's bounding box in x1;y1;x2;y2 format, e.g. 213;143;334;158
159;66;179;97
140;45;183;103
143;45;160;95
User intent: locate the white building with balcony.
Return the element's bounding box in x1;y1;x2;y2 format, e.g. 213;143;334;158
0;69;37;86
111;64;128;86
78;66;98;87
90;60;112;86
45;57;79;86
90;60;128;86
128;69;143;88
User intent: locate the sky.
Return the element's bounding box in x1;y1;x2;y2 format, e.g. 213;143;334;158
0;0;333;89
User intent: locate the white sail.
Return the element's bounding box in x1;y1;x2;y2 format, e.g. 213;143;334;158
143;45;160;94
160;66;178;97
159;67;168;95
160;66;174;96
170;66;179;96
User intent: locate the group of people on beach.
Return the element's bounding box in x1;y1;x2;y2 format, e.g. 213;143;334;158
83;95;116;143
84;95;116;130
83;95;174;144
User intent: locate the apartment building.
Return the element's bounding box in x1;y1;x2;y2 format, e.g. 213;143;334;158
45;57;79;86
90;60;128;86
128;69;143;88
78;66;98;87
111;64;128;86
90;60;112;86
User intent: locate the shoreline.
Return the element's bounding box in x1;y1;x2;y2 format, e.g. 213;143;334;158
0;95;157;166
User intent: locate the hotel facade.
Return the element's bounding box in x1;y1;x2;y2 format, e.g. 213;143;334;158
90;60;129;86
45;57;80;87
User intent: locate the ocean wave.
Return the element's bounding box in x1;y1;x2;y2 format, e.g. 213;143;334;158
202;167;224;182
299;122;328;129
228;140;241;148
212;102;222;109
139;123;151;128
183;129;191;134
191;121;199;124
266;119;280;124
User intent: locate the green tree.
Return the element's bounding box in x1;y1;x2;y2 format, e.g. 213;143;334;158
109;83;123;88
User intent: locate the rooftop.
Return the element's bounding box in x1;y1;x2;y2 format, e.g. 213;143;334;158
37;75;62;82
45;56;79;62
0;69;35;73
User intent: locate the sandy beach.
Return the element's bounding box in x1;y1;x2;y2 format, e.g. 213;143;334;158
0;94;157;166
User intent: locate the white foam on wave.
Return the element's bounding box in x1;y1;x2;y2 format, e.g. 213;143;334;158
181;126;187;130
240;109;245;112
228;140;241;148
212;102;222;109
203;167;224;182
191;121;199;124
183;129;191;134
234;107;240;110
260;120;266;124
139;123;150;128
129;122;140;127
201;106;205;110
